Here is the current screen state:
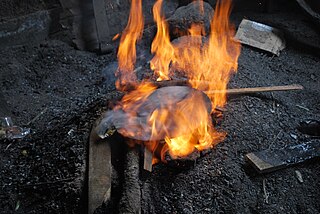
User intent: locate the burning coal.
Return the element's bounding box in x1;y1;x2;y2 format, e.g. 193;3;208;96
111;0;241;161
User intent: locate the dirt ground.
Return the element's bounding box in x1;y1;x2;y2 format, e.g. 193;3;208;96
0;2;319;214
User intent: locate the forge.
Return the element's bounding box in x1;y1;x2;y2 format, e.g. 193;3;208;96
97;0;239;161
0;0;319;214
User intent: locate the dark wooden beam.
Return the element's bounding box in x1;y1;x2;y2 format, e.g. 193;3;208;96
245;140;320;173
92;0;112;53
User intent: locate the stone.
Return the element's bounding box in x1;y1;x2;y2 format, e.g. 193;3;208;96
167;1;214;38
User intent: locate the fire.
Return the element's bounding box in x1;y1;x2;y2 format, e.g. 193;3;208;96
116;0;144;89
150;0;175;81
115;0;240;161
112;33;120;41
162;92;225;159
170;0;240;108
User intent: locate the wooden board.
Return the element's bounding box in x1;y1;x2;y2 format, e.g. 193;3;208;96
245;140;320;173
235;19;286;56
144;147;153;172
92;0;112;53
88;131;111;214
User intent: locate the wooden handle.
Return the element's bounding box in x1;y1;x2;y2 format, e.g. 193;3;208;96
205;84;304;95
122;80;304;95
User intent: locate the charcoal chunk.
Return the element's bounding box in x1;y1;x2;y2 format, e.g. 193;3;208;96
167;1;214;38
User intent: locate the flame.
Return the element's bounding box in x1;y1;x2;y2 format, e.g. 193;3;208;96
114;82;158;140
170;0;240;109
204;0;240;108
115;0;240;161
161;92;225;159
150;0;175;81
188;23;206;36
112;33;120;41
116;0;144;89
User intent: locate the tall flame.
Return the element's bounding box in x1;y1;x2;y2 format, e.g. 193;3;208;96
150;0;175;81
115;0;241;160
177;0;239;109
151;0;240;110
116;0;144;89
204;0;240;108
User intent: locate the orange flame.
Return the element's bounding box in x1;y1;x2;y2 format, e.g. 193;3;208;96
116;0;144;89
115;0;240;161
112;33;120;41
204;0;240;108
150;0;175;81
170;0;241;108
158;93;225;159
188;23;206;36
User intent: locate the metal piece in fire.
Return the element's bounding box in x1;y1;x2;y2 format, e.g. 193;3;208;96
95;86;212;141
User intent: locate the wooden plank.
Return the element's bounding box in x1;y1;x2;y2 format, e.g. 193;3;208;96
206;84;304;95
92;0;112;53
245;140;320;173
235;19;286;56
88;130;111;214
144;147;153;172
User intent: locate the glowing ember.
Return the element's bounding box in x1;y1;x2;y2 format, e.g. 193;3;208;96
115;0;241;161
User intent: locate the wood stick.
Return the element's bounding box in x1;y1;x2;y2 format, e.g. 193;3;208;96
120;80;191;91
205;84;304;95
121;80;303;95
26;107;48;125
143;147;153;172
